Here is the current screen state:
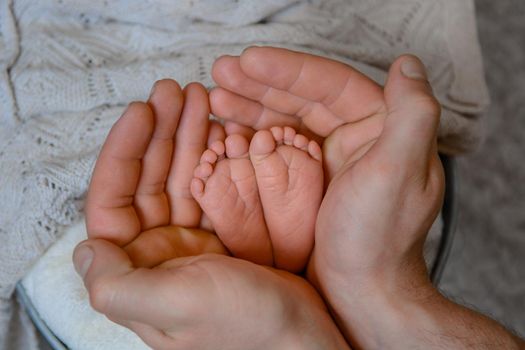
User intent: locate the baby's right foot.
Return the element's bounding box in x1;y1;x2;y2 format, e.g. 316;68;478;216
250;126;323;273
190;135;273;266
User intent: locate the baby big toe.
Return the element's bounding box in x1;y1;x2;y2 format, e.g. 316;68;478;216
249;130;277;161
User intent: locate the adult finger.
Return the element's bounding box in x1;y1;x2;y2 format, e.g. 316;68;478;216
212;47;385;136
134;79;184;230
210;87;322;142
372;55;441;170
210;87;301;131
212;55;307;116
85;102;153;245
167;83;210;227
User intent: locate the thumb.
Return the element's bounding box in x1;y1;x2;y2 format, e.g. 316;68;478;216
374;55;441;169
73;239;133;286
73;239;183;328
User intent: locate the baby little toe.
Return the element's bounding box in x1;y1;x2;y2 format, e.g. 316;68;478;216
308;140;322;162
292;134;309;151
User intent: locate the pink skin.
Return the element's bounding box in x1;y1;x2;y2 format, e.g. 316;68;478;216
190;133;274;266
210;47;386;183
75;48;522;349
249;126;323;272
76;78;350;350
191;124;323;273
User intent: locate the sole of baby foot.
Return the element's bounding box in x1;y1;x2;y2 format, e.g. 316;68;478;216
249;126;323;273
191;135;273;266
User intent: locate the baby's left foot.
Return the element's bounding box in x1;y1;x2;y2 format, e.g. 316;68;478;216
250;126;323;272
190;134;273;266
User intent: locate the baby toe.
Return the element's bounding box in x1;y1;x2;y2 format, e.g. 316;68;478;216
201;149;218;164
270;126;285;144
194;162;214;180
209;140;226;159
250;130;277;158
292;133;309;151
283;126;296;146
190;178;205;198
308;140;322;162
225;134;250;159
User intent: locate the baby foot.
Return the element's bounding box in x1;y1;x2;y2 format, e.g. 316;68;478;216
250;126;323;273
191;134;273;266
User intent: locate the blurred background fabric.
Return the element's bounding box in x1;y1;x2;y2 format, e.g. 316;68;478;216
440;0;525;338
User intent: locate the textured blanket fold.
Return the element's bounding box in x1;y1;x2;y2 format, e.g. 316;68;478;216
0;1;489;349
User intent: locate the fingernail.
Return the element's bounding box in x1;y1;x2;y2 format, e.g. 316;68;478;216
73;245;94;279
401;57;428;81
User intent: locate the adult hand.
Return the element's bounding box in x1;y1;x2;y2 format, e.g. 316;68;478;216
309;54;444;345
86;80;227;267
75;80;350;349
211;47;442;294
73;241;349;350
210;47;387;182
211;47;524;349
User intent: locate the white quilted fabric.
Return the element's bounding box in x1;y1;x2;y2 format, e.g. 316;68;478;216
0;1;488;348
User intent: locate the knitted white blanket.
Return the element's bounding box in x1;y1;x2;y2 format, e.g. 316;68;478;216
0;1;489;349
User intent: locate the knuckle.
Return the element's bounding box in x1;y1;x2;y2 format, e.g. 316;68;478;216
88;278;114;313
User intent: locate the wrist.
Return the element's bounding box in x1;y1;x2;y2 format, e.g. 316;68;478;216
327;277;524;350
340;281;442;349
313;257;439;349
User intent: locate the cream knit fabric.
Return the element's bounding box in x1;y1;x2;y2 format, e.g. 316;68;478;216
0;0;488;349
